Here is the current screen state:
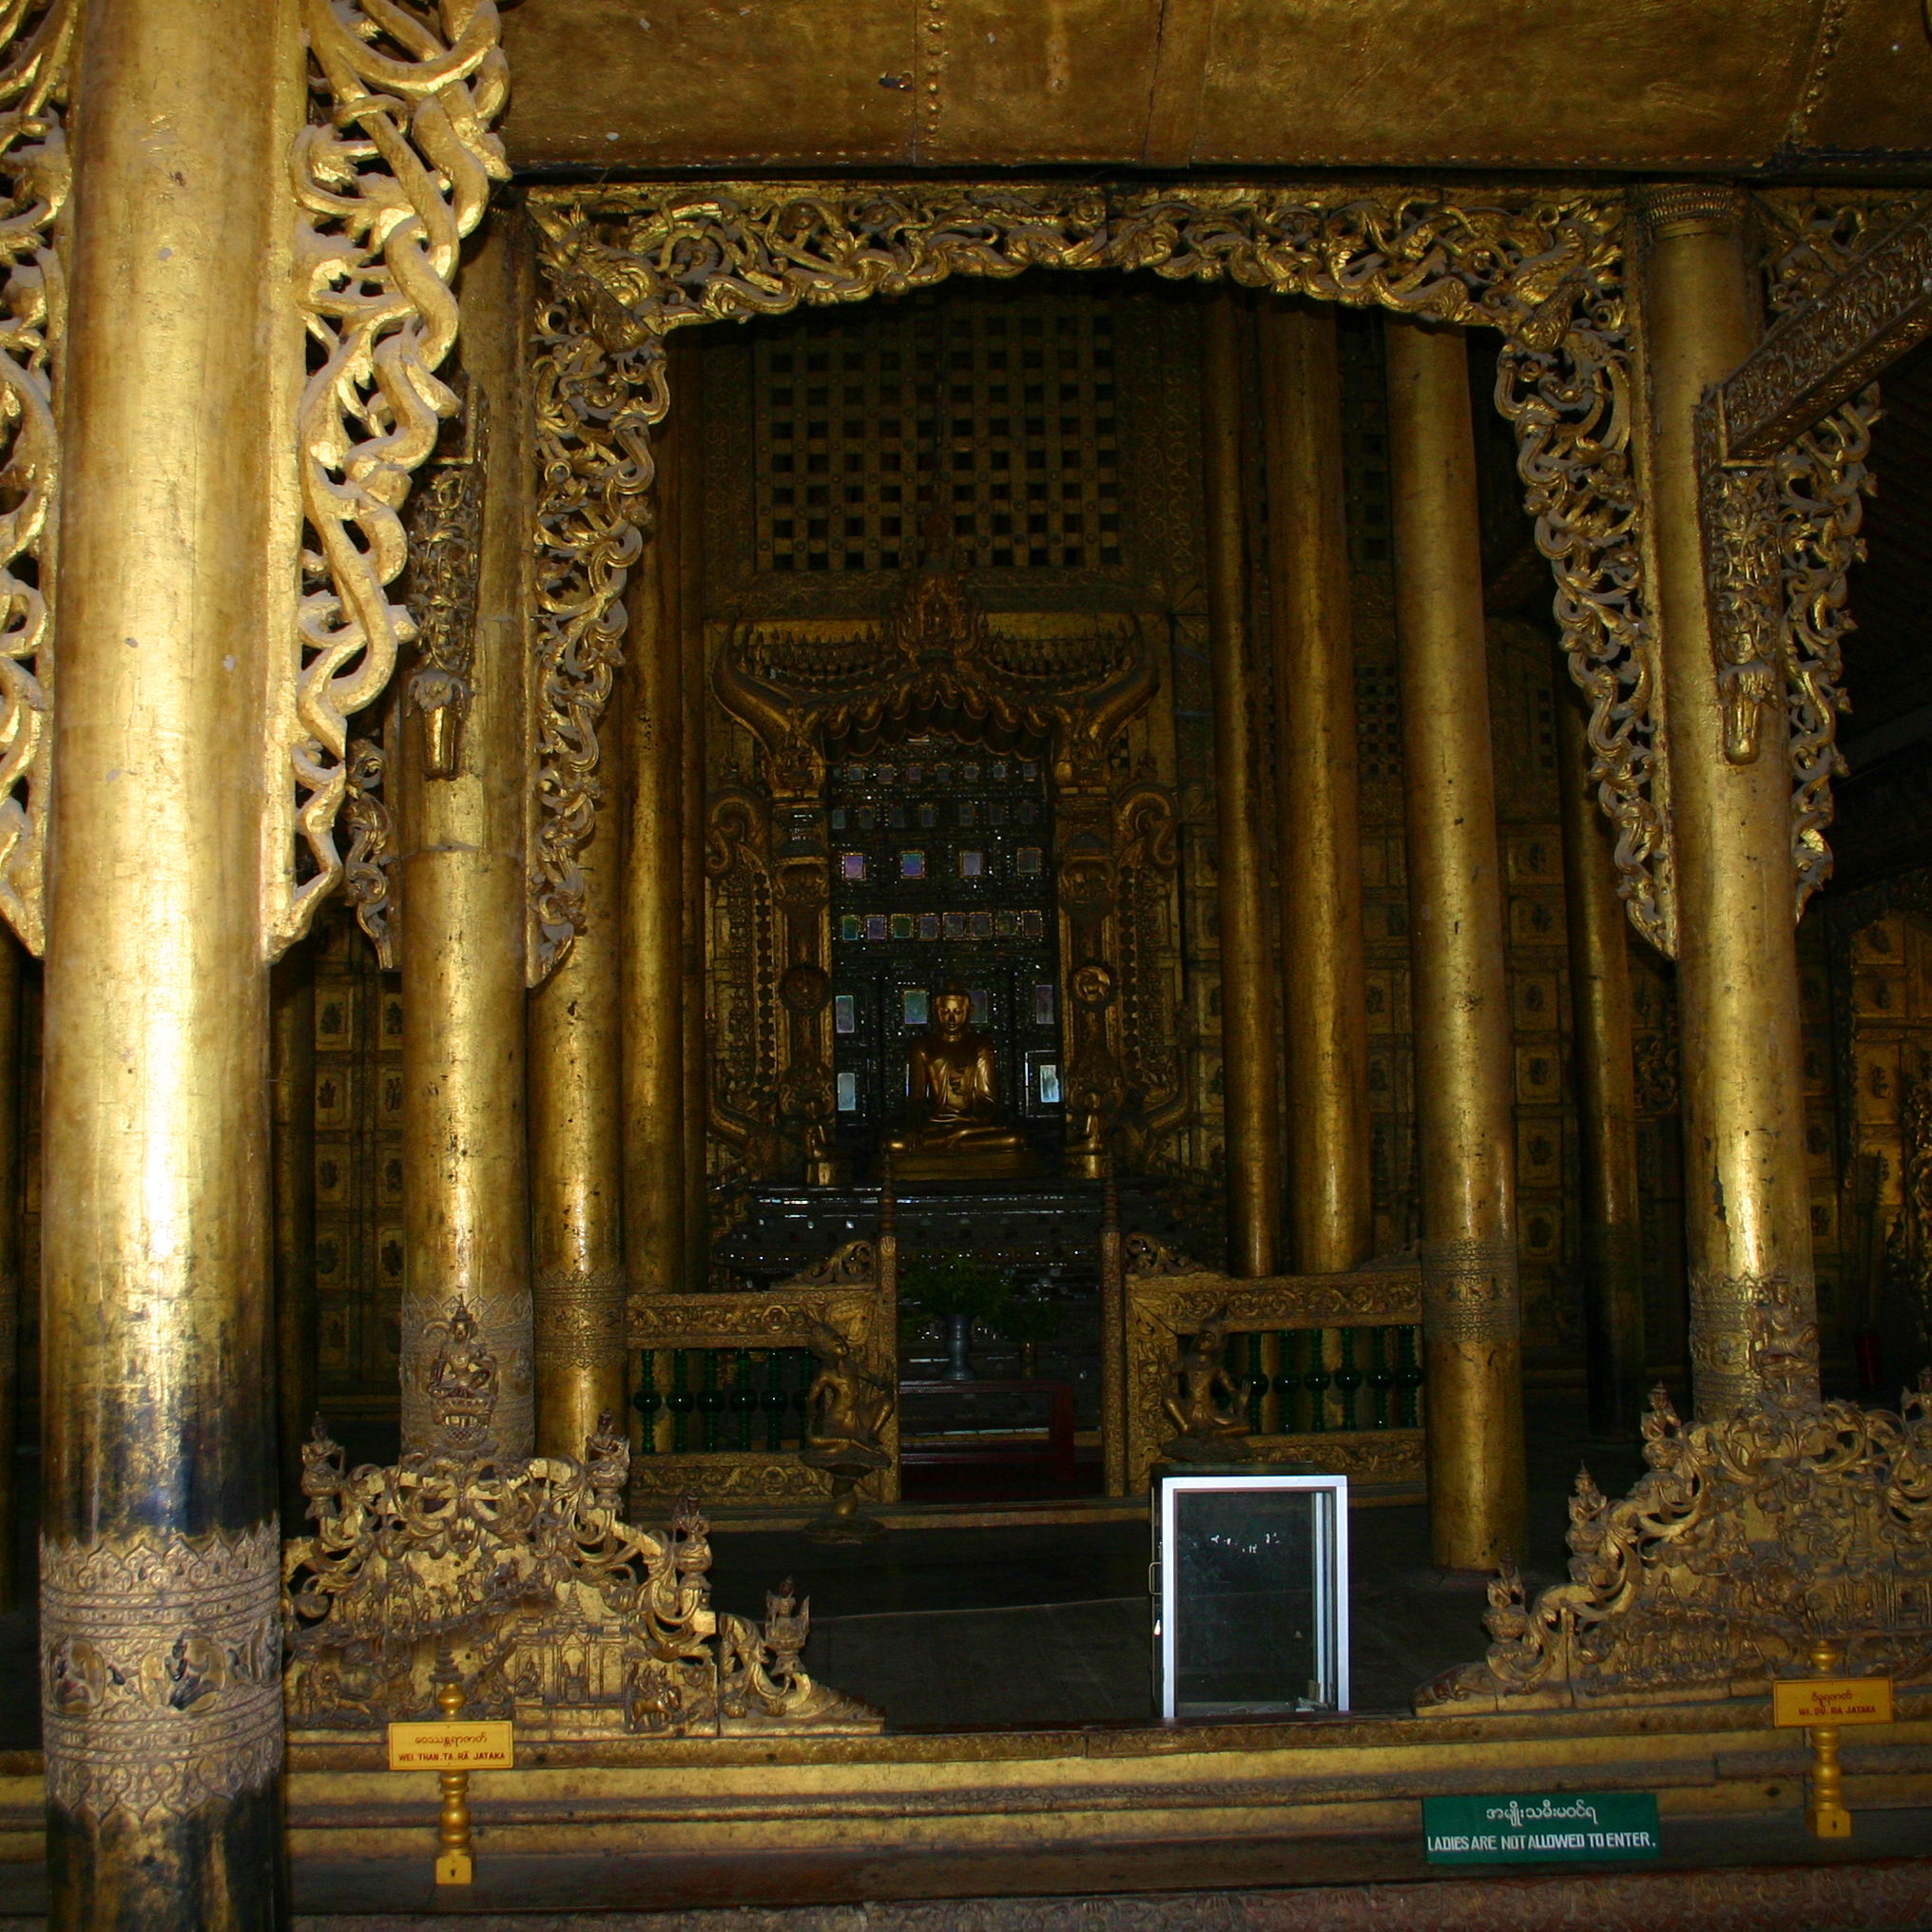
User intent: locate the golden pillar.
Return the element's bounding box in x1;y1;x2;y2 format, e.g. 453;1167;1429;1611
398;218;535;1456
1261;304;1373;1274
623;521;687;1296
0;933;21;1612
1556;692;1647;1432
1385;315;1527;1573
1202;298;1283;1276
1633;184;1812;1416
271;947;319;1522
41;0;297;1917
530;704;627;1457
673;352;712;1281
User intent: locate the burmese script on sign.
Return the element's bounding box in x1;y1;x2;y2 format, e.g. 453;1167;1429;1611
1771;1678;1894;1728
1422;1791;1661;1864
386;1720;516;1771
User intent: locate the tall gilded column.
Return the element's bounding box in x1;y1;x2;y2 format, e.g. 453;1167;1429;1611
270;948;319;1523
1633;184;1812;1415
1556;692;1646;1432
623;521;687;1296
1261;304;1373;1274
1202;298;1283;1276
0;933;21;1612
398;218;535;1456
674;352;712;1282
531;689;628;1456
42;0;298;1919
1385;316;1527;1573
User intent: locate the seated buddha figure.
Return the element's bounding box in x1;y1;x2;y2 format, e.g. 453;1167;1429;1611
880;982;1038;1181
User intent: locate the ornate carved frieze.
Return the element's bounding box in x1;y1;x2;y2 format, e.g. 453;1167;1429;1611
43;1523;281;1825
532;1264;627;1371
0;0;74;957
1419;1236;1522;1345
1420;1283;1932;1713
1724;201;1932;462
530;181;1671;952
1689;1265;1816;1417
268;0;510;962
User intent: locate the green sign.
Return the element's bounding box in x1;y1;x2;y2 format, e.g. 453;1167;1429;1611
1423;1791;1660;1864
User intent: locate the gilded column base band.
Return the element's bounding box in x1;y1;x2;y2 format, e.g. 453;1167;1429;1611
1420;1238;1522;1344
42;1524;281;1825
1689;1266;1815;1414
534;1266;628;1370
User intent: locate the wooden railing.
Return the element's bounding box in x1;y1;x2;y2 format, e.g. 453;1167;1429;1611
1102;1186;1426;1500
626;1204;899;1513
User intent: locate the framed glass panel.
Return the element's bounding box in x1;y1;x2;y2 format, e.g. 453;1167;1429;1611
899;850;926;879
958;849;985;878
1152;1473;1348;1722
902;988;930;1027
835;1072;859;1111
840;852;866;881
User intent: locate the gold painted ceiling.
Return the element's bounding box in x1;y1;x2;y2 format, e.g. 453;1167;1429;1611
503;0;1932;174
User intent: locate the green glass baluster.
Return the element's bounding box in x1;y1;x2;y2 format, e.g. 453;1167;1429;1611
631;1350;662;1456
730;1347;759;1450
1396;1325;1424;1427
698;1349;724;1451
1276;1329;1301;1432
762;1350;787;1450
668;1348;693;1453
1368;1326;1393;1430
1304;1331;1331;1433
1335;1327;1362;1430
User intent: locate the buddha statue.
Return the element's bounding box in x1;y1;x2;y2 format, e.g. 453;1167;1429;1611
879;981;1038;1181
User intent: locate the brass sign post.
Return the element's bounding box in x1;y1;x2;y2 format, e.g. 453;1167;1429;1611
1771;1639;1896;1839
386;1675;516;1887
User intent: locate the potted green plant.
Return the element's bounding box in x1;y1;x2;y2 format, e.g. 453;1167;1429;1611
898;1252;1017;1381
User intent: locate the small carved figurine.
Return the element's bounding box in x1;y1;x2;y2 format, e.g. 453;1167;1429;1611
1159;1308;1254;1462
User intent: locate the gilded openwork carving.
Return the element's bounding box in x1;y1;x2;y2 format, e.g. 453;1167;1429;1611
530;181;1671;952
285;1310;878;1738
1420;1284;1932;1712
1691;194;1926;916
42;1523;281;1824
526;261;655;984
268;0;510;961
0;0;74;957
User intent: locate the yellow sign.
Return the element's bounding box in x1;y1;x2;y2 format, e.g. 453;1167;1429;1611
386;1719;515;1770
1772;1678;1893;1728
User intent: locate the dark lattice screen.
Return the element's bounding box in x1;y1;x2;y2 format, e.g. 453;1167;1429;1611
753;285;1123;575
827;738;1060;1145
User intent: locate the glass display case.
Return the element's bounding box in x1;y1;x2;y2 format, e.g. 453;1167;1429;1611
1151;1472;1349;1721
